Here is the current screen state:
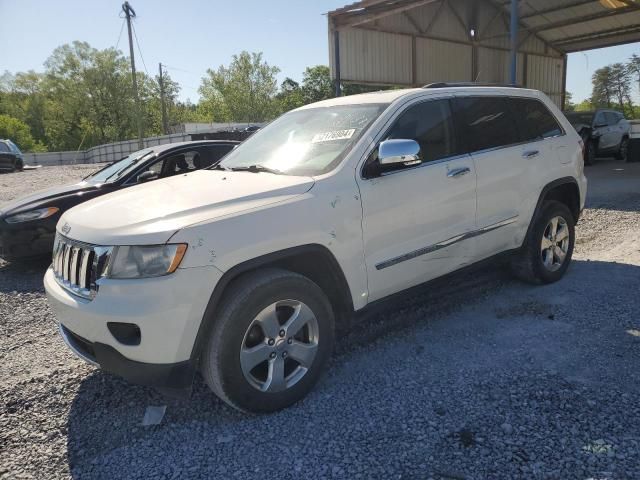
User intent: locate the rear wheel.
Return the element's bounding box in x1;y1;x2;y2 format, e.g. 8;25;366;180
511;201;575;284
616;137;629;161
584;139;596;166
15;159;24;172
201;268;335;413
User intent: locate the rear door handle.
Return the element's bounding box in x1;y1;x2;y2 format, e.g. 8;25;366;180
522;150;539;159
447;167;470;178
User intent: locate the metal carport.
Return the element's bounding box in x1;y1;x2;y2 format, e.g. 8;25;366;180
328;0;640;107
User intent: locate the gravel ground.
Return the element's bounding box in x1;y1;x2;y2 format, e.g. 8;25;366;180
1;160;640;479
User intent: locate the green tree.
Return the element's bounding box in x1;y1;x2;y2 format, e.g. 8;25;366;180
591;66;614;108
563;91;576;112
276;78;305;113
0;114;45;152
199;51;280;122
575;99;595;112
301;65;334;104
628;54;640;94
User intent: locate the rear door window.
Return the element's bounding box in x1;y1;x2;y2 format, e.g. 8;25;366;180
453;96;519;153
0;142;10;153
510;98;563;141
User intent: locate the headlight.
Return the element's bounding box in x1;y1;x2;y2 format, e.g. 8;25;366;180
5;207;59;224
106;244;187;279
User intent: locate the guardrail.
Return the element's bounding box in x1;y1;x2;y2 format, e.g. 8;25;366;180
22;133;191;166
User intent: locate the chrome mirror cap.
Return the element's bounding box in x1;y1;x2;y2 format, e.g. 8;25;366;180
378;139;421;166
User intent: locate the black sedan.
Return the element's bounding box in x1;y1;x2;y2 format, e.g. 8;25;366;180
0;140;238;261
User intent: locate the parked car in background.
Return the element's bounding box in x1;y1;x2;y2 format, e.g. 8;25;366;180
44;85;586;413
0;140;238;261
564;110;630;165
0;139;24;172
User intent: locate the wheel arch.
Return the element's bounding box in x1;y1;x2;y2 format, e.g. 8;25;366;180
190;244;354;362
525;177;581;239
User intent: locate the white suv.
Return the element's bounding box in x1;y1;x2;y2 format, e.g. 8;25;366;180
45;85;587;412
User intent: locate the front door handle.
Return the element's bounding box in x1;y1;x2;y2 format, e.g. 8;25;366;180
522;150;539;159
447;167;470;178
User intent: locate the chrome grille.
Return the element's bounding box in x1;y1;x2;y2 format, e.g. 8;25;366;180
52;235;112;300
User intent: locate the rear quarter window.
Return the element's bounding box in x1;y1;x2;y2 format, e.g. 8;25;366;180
510;98;563;141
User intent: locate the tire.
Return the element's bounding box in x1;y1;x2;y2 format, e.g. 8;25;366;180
511;200;575;285
15;159;24;172
201;268;335;413
616;137;629;161
584;139;596;166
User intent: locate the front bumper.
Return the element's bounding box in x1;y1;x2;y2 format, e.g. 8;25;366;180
58;323;194;390
44;264;223;388
0;216;57;260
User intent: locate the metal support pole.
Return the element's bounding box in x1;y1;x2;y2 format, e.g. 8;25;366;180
159;63;169;135
509;0;519;85
334;29;341;97
123;1;144;149
561;54;568;110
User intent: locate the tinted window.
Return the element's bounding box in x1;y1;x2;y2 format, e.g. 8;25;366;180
453;97;519;152
6;140;21;154
594;112;606;126
511;98;563;141
198;144;235;168
386;99;455;163
604;112;620;125
0;142;10;153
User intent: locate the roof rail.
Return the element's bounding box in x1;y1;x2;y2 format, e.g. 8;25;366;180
423;82;525;89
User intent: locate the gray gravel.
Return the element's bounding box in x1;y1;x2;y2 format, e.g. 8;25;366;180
1;160;640;479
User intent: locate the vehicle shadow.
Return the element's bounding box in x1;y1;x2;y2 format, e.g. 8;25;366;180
584;157;640;212
64;258;640;478
0;256;50;293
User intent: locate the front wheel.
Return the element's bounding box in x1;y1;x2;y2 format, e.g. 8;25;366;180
511;201;575;284
201;268;335;413
616;137;629;161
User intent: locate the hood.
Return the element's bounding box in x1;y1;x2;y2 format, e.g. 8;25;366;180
0;181;99;215
58;170;314;245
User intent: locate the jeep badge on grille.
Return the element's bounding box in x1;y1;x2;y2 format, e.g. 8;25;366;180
61;223;71;235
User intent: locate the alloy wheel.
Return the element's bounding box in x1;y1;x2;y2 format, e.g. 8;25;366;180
540;216;569;272
240;300;319;392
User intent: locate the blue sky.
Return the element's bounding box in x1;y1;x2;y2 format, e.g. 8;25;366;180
0;0;638;104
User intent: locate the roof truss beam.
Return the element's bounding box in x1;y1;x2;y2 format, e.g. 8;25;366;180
532;5;639;33
332;0;441;28
553;23;640;45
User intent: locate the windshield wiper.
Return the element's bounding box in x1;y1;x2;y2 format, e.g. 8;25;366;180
230;165;282;175
211;164;230;171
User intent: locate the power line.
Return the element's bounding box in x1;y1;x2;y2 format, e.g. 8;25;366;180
131;21;149;76
114;18;126;51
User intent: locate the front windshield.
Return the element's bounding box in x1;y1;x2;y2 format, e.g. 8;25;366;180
87;149;155;183
217;103;388;176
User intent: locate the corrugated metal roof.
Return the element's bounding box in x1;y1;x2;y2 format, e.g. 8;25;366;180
329;0;640;53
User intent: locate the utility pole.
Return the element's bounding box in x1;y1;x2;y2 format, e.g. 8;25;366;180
122;1;144;149
158;63;169;135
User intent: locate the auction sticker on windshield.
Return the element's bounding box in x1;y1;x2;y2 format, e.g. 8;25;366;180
311;129;356;143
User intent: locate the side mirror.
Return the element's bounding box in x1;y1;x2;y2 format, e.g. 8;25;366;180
378;139;421;166
137;171;158;183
